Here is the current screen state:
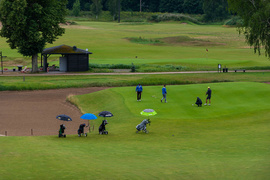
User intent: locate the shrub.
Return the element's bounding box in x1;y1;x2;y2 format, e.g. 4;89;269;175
128;37;162;44
224;16;243;26
89;63;139;69
148;13;201;24
131;63;136;72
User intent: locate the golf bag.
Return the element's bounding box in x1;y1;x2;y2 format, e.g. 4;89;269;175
58;124;66;138
136;119;151;133
99;120;108;135
195;97;202;107
78;123;87;137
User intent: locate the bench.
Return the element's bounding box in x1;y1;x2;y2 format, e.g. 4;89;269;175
234;69;245;72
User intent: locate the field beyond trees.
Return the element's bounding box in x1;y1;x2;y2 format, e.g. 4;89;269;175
0;21;269;72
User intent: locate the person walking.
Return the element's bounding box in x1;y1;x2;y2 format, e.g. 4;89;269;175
205;87;212;105
161;85;167;103
136;84;143;101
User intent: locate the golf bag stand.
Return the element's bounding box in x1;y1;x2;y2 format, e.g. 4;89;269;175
78;123;87;137
59;124;66;138
99;120;108;135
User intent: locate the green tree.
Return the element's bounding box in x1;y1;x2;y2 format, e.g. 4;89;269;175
0;0;67;73
159;0;184;13
183;0;203;14
203;0;229;21
107;0;118;20
227;0;270;58
72;0;81;16
91;0;103;19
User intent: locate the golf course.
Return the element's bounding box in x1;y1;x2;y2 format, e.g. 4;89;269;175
0;20;270;179
1;21;269;71
1;82;270;179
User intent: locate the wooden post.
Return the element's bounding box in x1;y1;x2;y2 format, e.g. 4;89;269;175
5;131;7;136
1;51;3;74
31;129;33;136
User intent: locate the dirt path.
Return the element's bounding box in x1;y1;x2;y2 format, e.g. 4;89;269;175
0;87;108;136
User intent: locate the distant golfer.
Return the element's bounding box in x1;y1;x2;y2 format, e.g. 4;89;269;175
195;97;202;107
205;87;212;106
136;84;143;101
161;85;167;103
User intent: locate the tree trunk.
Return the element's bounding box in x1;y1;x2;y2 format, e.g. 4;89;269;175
32;54;38;73
118;0;120;23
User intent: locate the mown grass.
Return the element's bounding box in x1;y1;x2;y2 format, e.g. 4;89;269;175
0;72;270;91
1;82;270;179
0;22;269;71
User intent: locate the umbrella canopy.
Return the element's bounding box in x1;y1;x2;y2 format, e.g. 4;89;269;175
98;111;113;117
140;109;157;116
56;114;72;121
80;113;97;120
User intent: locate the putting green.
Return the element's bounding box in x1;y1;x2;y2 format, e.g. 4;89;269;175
75;82;270;122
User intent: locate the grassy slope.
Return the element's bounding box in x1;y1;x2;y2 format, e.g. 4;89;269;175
1;82;269;179
59;22;268;70
0;22;269;70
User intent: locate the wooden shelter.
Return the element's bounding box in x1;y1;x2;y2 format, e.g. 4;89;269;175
42;45;92;72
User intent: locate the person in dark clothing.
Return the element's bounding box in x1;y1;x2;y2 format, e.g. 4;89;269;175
205;87;212;106
136;84;143;101
195;97;202;107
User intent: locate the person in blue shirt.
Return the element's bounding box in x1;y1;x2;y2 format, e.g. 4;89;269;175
161;85;167;103
136;84;143;101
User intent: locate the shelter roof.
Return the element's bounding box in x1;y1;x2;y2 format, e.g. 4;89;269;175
42;44;92;55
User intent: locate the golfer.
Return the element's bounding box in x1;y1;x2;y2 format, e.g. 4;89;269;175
161;85;167;103
205;87;212;106
195;97;202;107
136;84;143;101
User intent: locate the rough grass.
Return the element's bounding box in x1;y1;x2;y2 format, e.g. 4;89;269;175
0;72;270;91
161;36;226;46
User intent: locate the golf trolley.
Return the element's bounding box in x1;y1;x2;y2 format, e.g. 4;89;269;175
99;120;108;135
78;123;87;137
136;119;151;133
58;124;66;138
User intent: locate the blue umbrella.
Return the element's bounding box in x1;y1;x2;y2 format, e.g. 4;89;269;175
80;113;97;120
80;113;97;132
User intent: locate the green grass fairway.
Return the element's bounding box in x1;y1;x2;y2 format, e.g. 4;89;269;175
0;22;269;70
1;82;270;179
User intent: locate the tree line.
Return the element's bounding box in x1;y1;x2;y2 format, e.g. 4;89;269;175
68;0;230;21
67;0;204;14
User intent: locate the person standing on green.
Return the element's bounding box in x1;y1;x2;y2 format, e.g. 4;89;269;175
136;84;143;101
161;85;167;103
205;87;212;106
